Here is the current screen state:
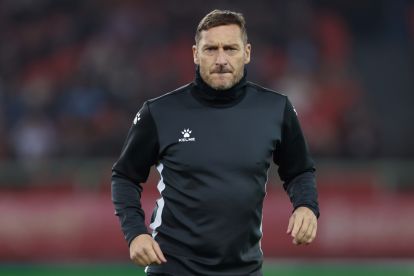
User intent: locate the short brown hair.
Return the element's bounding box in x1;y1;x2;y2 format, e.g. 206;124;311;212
195;10;248;45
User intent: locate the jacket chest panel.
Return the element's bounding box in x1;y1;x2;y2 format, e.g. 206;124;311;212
157;108;280;173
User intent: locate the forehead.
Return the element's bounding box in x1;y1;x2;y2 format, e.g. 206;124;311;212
199;24;244;45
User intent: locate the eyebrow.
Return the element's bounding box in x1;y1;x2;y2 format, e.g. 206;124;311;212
202;43;240;48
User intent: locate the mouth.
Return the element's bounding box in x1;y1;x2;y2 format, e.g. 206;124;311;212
211;67;232;74
211;71;232;75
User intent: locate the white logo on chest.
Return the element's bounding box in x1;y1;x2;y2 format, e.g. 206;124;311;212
179;128;196;142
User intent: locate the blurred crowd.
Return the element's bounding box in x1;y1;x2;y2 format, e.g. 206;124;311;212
0;0;413;161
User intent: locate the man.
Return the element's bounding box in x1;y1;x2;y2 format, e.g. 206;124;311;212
112;9;319;276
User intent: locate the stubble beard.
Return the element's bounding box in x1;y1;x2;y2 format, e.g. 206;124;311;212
204;66;244;91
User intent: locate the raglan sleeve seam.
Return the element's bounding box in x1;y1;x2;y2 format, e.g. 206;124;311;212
146;101;161;159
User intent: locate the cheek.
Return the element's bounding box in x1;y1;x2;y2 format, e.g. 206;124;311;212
199;58;215;72
199;56;214;66
198;62;211;79
233;59;245;71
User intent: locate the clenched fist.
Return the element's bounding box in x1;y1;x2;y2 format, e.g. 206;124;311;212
286;206;317;245
129;234;167;266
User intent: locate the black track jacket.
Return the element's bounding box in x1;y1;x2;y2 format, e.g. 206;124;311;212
111;69;319;276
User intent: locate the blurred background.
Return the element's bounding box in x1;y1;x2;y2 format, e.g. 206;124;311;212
0;0;414;275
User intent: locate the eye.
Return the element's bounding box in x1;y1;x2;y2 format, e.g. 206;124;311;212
204;47;217;53
224;47;238;53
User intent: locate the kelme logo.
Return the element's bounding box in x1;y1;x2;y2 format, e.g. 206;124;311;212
179;129;196;142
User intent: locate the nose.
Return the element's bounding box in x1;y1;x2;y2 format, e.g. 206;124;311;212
215;49;228;66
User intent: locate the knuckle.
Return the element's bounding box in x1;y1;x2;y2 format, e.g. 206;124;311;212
147;252;156;260
136;248;144;255
130;251;139;259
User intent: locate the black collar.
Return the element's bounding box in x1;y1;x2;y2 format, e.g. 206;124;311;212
191;66;247;108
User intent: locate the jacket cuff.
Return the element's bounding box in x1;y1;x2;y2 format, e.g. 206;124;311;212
126;227;151;247
293;203;320;219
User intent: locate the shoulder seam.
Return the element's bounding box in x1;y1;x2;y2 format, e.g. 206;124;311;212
246;81;287;98
147;83;193;105
144;101;161;162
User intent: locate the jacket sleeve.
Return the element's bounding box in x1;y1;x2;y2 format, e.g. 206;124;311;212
111;101;160;246
273;97;320;218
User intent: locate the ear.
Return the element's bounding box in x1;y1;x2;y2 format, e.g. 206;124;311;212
244;43;251;64
192;45;199;65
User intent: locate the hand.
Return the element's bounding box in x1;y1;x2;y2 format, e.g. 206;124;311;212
129;234;167;266
286;206;317;245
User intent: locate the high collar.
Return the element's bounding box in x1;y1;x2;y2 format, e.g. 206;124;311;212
191;66;247;108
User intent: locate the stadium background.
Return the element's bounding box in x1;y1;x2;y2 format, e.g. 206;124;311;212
0;0;413;275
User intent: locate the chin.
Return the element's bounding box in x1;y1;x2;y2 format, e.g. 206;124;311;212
211;82;233;90
213;85;228;90
209;78;234;90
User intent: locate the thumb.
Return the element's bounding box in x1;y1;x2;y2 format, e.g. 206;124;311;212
152;240;167;263
287;214;295;234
